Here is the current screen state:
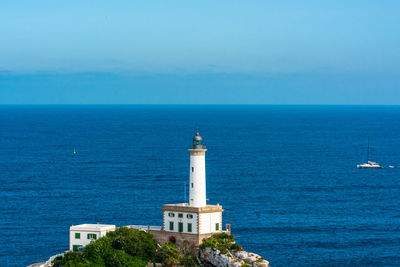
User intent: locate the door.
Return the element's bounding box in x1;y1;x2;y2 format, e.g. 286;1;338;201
178;222;183;233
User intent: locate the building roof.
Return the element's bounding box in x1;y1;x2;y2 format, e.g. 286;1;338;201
70;224;116;231
163;203;223;213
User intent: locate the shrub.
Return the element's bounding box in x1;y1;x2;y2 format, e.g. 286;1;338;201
155;242;180;267
256;256;265;262
108;227;157;261
104;249;146;267
180;253;201;267
51;256;63;267
230;243;244;252
53;251;93;267
200;233;241;254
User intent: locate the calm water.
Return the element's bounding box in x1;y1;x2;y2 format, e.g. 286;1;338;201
1;105;400;266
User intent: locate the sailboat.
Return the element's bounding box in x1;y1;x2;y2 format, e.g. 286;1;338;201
73;148;77;155
357;137;382;169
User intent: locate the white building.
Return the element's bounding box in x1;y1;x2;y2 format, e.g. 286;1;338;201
69;224;116;251
162;204;223;235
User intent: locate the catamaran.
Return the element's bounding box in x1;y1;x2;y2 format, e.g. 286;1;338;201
357;137;382;169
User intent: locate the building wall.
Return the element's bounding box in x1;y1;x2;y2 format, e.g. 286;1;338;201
163;211;198;234
69;230;110;251
199;212;222;234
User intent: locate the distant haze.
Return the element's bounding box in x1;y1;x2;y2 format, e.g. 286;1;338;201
1;1;399;104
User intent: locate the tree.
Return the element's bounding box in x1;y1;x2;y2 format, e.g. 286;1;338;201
108;227;157;261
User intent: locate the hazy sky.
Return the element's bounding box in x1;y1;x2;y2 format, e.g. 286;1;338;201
1;1;400;104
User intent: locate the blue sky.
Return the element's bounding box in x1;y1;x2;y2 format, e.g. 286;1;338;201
1;1;400;104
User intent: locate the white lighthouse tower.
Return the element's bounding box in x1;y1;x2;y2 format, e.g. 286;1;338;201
153;132;227;248
189;132;207;207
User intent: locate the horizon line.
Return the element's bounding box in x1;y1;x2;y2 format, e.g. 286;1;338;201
1;104;400;106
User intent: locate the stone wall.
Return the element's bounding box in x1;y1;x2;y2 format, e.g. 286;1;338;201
149;229;215;250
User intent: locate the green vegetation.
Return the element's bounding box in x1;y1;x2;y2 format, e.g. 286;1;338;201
53;227;202;267
256;256;265;262
241;263;250;267
179;254;199;267
199;233;243;254
155;242;202;267
53;227;156;267
155;242;180;266
53;229;247;266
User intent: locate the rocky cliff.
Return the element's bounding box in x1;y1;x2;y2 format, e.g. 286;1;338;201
199;247;270;267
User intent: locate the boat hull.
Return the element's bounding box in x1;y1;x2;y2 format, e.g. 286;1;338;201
357;164;382;169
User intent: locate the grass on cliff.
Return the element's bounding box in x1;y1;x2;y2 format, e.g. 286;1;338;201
199;233;243;254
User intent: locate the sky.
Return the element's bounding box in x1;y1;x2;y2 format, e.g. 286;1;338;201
1;1;400;104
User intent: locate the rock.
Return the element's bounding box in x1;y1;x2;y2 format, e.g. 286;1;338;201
199;247;243;267
146;263;162;267
255;262;270;267
28;253;64;267
233;251;248;259
199;247;269;267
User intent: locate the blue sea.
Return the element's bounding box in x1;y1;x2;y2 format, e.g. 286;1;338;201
1;105;400;266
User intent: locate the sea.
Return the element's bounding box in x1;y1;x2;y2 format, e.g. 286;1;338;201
0;105;399;267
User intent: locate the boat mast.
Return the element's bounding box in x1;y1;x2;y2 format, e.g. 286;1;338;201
367;136;370;162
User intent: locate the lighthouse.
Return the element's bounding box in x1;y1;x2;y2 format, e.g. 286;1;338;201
147;132;228;248
189;132;207;207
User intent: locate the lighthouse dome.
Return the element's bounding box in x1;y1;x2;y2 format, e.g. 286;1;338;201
193;132;202;141
192;132;203;149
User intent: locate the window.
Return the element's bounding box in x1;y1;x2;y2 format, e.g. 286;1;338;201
191;183;193;188
187;223;192;233
169;221;174;231
168;212;175;217
87;233;97;240
178;213;183;218
178;222;183;233
191;167;194;172
72;245;82;252
187;214;193;219
75;233;80;239
215;223;219;231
